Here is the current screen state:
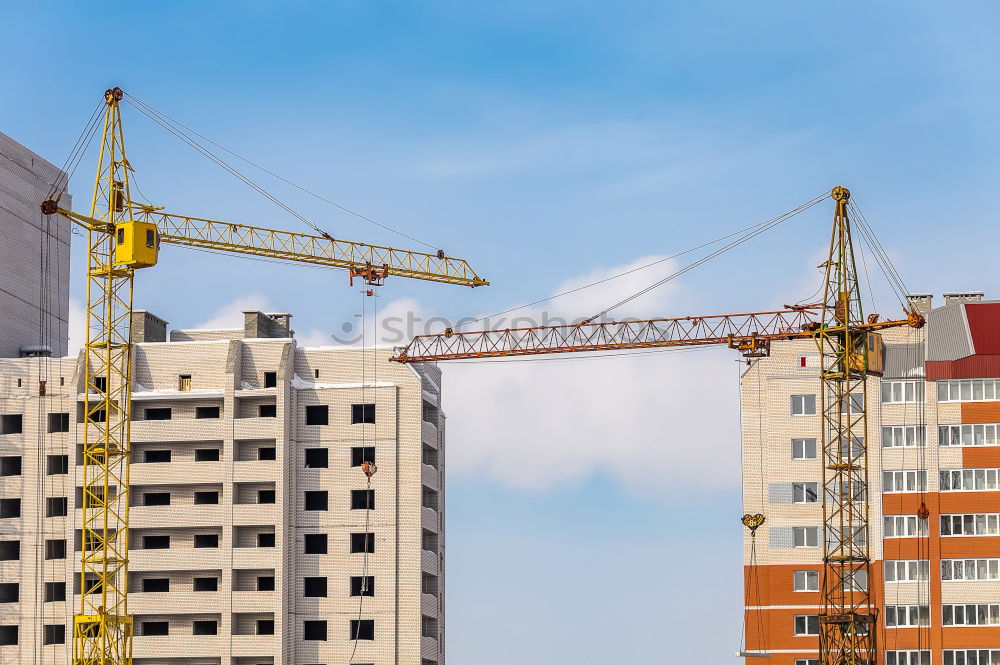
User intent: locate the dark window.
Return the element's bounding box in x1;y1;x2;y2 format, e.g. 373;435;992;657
351;489;374;510
314;368;320;378
194;534;219;549
0;583;18;603
304;491;328;511
195;406;220;419
351;576;374;597
141;621;168;636
264;371;277;388
142;578;169;592
143;492;170;506
82;576;102;595
87;408;106;423
422;444;438;467
304;448;328;468
0;500;20;519
0;415;23;435
194;491;219;505
44;540;66;560
422;615;438;638
350;533;375;553
143;535;170;550
258;404;276;418
44;582;65;602
422;487;438;511
256;619;274;635
194;448;220;462
422;573;437;595
192;620;217;635
304;620;327;641
350;619;374;641
46;497;68;517
48;413;70;433
257;576;275;591
0;626;16;645
351;447;375;467
0;457;20;476
193;577;218;592
257;532;275;548
46;454;68;475
303;577;327;597
144;407;171;421
422;529;437;553
304;534;327;554
0;542;17;561
352;403;375;424
257;490;275;504
258;447;276;461
305;405;329;426
43;624;64;645
143;449;171;463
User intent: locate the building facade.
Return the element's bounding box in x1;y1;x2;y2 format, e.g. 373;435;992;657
0;131;71;359
0;311;446;665
742;293;1000;665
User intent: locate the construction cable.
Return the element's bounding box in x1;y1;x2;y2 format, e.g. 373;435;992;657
455;197;829;330
122;91;442;253
848;200;910;308
45;98;104;202
122;96;329;238
582;194;829;324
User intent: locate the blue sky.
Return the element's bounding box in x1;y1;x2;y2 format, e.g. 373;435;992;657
4;2;1000;662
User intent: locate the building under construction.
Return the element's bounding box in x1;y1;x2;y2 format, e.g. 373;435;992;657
0;133;446;664
741;292;1000;665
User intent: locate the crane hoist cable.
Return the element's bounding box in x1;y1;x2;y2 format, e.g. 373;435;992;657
582;193;829;324
122;91;443;253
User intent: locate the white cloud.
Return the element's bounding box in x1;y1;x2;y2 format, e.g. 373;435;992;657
193;293;271;330
421;256;742;496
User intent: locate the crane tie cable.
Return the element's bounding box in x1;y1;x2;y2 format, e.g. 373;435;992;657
583;193;828;323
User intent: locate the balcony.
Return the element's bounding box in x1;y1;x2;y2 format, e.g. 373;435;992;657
421;550;439;573
130;547;223;571
234;417;279;439
421;421;439;447
421;636;440;660
233;460;278;483
422;507;440;528
231;547;280;568
421;593;439;616
131;460;223;485
232;590;280;613
130;590;228;614
231;634;277;657
133;635;222;659
130;504;225;528
131;418;225;442
422;464;439;490
233;503;278;525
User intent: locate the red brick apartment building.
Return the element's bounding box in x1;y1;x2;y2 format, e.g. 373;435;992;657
742;292;1000;665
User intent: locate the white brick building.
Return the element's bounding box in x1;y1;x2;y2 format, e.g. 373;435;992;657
0;311;446;665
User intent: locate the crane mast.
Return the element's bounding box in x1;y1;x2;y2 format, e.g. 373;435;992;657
45;87;487;665
392;188;925;665
816;186;876;664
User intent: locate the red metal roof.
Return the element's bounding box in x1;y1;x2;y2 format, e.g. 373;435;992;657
926;355;1000;381
966;303;1000;355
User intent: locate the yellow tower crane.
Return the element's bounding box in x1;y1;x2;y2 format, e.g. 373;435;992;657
41;86;488;665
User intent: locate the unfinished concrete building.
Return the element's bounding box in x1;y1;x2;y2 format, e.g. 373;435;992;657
0;310;446;665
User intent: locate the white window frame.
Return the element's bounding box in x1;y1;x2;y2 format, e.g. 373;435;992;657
792;526;819;548
791;438;817;460
793;614;819;636
939;423;1000;447
937;379;1000;403
882;380;925;404
941;558;1000;582
791;394;817;416
942;603;1000;626
884;515;929;538
793;570;818;592
886;651;932;665
885;604;930;628
940;468;1000;491
792;482;819;504
944;650;1000;665
795;660;820;665
940;513;1000;536
882;425;926;448
884;560;930;583
883;469;928;493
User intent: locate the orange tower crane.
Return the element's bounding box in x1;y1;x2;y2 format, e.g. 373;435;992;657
391;187;925;665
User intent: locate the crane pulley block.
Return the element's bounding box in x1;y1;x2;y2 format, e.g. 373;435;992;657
114;221;159;268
